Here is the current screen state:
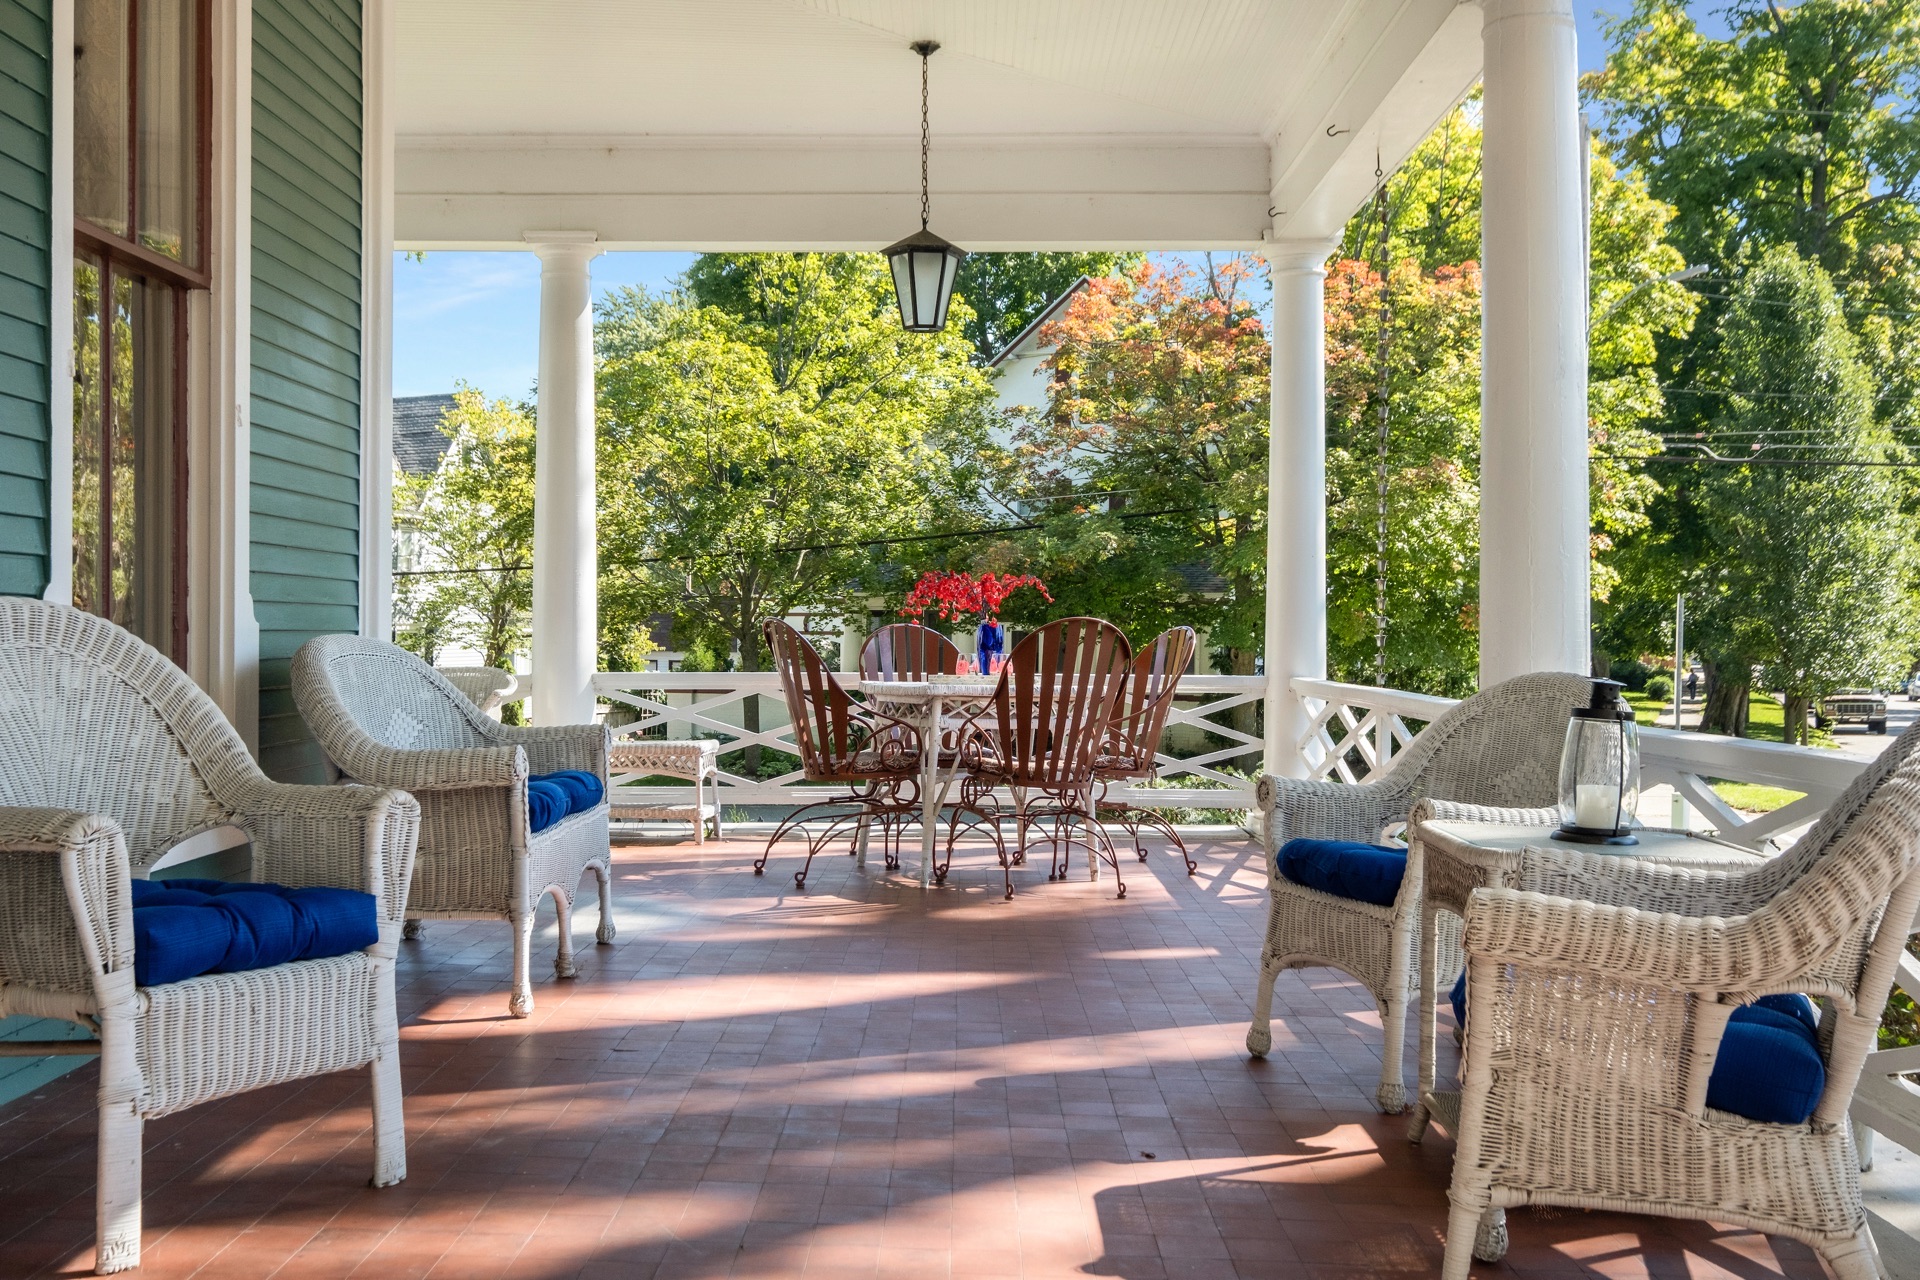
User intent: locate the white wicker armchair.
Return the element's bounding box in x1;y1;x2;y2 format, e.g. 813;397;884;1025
1248;670;1592;1112
292;635;612;1018
0;600;420;1274
1439;724;1920;1278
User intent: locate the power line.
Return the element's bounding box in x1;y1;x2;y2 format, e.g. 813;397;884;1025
392;502;1207;578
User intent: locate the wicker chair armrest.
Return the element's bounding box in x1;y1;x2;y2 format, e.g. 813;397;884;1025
0;806;133;994
1413;797;1560;828
222;782;421;924
1462;886;1794;994
492;722;609;779
1257;773;1405;846
331;741;528;792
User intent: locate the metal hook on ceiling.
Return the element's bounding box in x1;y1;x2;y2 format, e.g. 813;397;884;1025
1326;124;1351;137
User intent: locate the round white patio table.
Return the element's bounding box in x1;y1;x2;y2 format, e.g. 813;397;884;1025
859;675;999;888
1407;819;1768;1141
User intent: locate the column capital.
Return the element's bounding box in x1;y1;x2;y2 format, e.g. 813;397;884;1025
524;231;602;262
1258;237;1341;275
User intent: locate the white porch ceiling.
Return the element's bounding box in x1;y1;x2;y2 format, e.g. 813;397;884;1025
392;0;1482;250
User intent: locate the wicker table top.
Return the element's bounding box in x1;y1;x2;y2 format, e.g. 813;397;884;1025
1416;820;1761;915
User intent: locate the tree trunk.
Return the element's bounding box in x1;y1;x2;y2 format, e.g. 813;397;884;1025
1700;659;1750;737
738;625;763;778
1781;693;1811;747
1229;645;1261;772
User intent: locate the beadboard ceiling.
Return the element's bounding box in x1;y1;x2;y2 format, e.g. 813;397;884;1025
396;0;1393;141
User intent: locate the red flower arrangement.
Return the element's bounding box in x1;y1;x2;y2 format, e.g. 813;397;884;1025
899;570;1052;624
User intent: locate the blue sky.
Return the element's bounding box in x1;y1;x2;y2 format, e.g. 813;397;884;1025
392;3;1711;402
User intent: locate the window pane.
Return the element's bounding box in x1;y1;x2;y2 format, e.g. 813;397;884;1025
109;273;134;627
74;0;131;237
72;257;105;615
110;273;179;652
137;0;198;265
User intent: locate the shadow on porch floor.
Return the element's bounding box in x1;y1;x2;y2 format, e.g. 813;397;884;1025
0;831;1838;1278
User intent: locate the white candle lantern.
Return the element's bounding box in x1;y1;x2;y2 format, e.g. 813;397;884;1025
1552;677;1640;846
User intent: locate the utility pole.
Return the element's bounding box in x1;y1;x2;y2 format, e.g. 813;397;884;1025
1672;594;1686;729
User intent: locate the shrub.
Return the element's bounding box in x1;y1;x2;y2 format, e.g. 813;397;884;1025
1645;674;1674;703
1609;658;1654;691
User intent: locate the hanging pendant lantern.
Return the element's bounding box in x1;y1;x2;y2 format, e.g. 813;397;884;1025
887;40;966;333
1551;677;1642;846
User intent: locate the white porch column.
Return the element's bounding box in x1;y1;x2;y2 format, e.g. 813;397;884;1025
1262;240;1336;779
527;233;601;726
1479;0;1591;683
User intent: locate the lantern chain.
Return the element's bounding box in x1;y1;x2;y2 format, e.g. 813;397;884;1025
919;43;932;230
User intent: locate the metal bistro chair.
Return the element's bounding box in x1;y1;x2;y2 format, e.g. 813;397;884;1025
861;622;961;682
957;617;1134;899
756;619;924;888
1096;626;1199;874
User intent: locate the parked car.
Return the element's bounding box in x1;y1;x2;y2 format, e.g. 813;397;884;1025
1816;689;1888;734
1907;675;1920;702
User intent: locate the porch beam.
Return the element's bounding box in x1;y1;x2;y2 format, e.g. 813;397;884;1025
400;136;1275;251
1262;239;1338;779
528;234;601;727
1477;0;1591;683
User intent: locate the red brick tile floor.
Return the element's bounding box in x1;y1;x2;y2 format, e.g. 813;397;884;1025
0;831;1833;1279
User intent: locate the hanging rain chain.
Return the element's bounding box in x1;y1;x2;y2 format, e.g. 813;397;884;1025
1370;151;1392;687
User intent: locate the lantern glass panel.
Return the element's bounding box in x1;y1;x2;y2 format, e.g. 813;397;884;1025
1556;716;1641;835
888;253;916;328
912;251;945;326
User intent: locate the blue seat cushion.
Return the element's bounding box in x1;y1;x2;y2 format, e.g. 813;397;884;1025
537;769;605;813
129;878;379;988
527;779;569;832
1709;999;1825;1124
1449;973;1824;1125
1276;838;1407;907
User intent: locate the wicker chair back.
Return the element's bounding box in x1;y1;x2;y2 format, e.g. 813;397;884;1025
766;619;881;782
985;616;1133;789
1377;671;1596;811
861;623;960;681
0;598;260;866
303;639;497;751
1103;626;1197;778
437;665;518;715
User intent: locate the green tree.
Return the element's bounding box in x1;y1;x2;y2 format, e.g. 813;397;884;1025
1005;255;1273;675
1687;247;1912;742
1590;0;1920;715
950;252;1142;361
1322;103;1695;693
391;389;535;673
597;253;996;675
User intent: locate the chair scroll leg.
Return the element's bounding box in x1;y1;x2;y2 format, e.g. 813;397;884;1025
94;988;142;1275
367;951;408;1188
1247;949;1281;1058
510;907;536;1018
594;862;616;945
551;886;578;979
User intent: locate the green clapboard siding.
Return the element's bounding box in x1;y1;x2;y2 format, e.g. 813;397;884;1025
251;0;361;781
0;0;50;598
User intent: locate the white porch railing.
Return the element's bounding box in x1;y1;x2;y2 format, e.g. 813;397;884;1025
590;671;1266;811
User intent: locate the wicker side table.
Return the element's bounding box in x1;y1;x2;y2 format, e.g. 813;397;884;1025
609;739;723;843
1410;817;1764;1144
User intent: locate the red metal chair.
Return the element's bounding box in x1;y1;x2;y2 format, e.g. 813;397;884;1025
1096;626;1199;873
957;617;1134;899
755;619;922;889
860;623;961;681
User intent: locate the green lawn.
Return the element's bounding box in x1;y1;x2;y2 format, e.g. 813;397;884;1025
1622;688;1831;747
1620;689;1821;814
